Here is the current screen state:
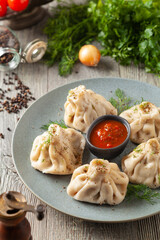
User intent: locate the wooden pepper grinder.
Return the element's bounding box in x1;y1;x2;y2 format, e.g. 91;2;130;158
0;191;45;240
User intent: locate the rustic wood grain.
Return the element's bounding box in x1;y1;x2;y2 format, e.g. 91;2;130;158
0;2;160;240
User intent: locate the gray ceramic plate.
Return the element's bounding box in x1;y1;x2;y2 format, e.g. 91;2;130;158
12;77;160;222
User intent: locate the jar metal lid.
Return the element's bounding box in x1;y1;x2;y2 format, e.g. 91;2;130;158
21;39;47;63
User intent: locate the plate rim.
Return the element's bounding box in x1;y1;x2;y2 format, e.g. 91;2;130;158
11;77;160;223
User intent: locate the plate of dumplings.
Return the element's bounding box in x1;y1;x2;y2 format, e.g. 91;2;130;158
12;77;160;222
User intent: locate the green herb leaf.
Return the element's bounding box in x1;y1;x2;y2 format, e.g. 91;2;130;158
109;88;131;114
134;147;142;153
133;97;145;105
109;88;145;114
126;183;160;204
158;175;160;184
40;120;67;130
43;3;98;76
43;0;160;76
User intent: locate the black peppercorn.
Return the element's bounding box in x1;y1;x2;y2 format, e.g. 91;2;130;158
0;27;20;64
0;72;36;114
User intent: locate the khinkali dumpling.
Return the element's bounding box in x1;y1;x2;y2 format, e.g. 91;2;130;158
64;85;117;133
120;102;160;144
30;124;85;175
67;159;129;205
122;138;160;188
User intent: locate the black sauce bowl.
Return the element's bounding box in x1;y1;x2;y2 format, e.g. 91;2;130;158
86;115;131;160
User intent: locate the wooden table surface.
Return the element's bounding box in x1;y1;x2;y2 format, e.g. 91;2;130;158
0;3;160;240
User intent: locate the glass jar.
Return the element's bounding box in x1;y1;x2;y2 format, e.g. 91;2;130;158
0;26;47;71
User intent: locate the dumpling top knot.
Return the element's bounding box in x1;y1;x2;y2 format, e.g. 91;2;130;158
64;85;117;133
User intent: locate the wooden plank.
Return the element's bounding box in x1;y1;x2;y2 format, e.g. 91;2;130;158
0;3;160;240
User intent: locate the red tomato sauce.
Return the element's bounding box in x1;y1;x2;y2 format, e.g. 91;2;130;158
90;120;128;149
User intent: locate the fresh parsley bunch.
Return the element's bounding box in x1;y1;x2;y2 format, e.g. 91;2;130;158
91;0;160;74
44;0;160;76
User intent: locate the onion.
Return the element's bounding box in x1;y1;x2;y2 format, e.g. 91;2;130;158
79;45;101;67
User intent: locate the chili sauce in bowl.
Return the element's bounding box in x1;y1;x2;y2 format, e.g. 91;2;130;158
86;115;131;159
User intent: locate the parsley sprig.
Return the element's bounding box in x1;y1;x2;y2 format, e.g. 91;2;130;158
44;0;160;76
126;184;160;204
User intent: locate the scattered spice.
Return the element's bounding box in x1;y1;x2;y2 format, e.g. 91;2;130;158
7;127;11;131
0;53;14;64
139;102;151;113
0;133;4;139
0;72;35;114
0;26;20;64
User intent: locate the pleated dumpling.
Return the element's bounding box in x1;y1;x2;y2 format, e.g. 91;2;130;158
67;159;129;205
30;124;85;175
122;138;160;188
120;102;160;144
64;85;117;133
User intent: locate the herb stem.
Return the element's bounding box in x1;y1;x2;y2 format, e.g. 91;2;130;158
43;0;160;76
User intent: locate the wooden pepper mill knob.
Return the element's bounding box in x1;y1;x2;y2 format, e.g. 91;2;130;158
0;191;45;240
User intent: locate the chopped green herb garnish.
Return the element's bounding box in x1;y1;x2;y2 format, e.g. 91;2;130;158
126;184;160;204
134;147;142;153
40;120;67;130
44;138;51;144
34;145;38;150
96;160;104;165
150;151;155;155
140;102;149;110
68;90;75;97
158;175;160;184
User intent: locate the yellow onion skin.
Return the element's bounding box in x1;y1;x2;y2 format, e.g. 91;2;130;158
79;45;101;67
